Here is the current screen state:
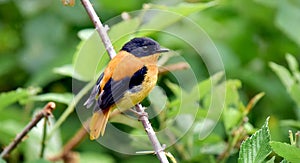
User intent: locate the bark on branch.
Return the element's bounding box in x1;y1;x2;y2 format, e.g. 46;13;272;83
80;0;169;162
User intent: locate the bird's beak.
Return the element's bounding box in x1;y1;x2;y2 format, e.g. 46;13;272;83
156;48;169;53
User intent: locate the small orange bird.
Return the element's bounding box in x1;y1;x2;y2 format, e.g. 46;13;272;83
84;37;169;140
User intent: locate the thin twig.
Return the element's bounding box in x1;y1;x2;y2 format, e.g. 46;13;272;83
217;118;248;162
79;0;169;162
0;102;56;158
49;121;88;162
158;62;190;75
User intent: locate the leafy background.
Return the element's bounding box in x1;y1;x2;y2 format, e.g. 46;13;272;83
0;0;300;162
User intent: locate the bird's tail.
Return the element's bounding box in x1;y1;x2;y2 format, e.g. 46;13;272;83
89;108;111;140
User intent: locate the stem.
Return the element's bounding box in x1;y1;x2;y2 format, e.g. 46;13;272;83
217;124;246;163
79;0;169;162
135;104;169;163
0;102;56;158
40;117;48;158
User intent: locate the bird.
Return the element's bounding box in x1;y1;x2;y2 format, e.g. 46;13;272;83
84;37;169;140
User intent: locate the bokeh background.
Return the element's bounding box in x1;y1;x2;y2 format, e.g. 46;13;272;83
0;0;300;162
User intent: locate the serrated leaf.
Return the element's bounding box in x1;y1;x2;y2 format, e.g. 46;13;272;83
30;93;73;105
270;141;300;163
0;88;40;110
269;62;294;90
238;117;272;163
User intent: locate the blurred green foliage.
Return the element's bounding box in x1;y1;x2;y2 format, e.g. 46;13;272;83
0;0;300;162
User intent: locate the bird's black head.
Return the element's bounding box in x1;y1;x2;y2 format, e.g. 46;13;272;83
121;37;168;57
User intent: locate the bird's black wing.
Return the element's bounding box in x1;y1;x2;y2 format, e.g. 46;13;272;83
95;66;148;112
84;73;104;108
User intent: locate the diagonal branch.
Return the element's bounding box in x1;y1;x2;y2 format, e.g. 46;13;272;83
80;0;116;59
135;104;169;163
80;0;169;162
0;102;56;158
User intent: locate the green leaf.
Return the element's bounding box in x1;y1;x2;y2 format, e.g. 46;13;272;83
270;141;300;163
77;29;94;40
198;71;224;100
0;158;6;163
0;88;40;110
280;119;300;129
53;64;86;81
280;159;289;163
30;93;73;105
286;54;300;83
25;112;62;162
265;156;275;163
286;54;299;74
0;120;24;143
72;30;108;81
223;108;243;131
238;117;272;163
108;18;141;48
291;83;300;107
138;2;217;36
28;159;52;163
80;152;114;163
254;0;278;8
275;0;300;46
224;79;242;108
148;86;168;122
152;1;217;15
222;80;243;132
269;62;294;90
